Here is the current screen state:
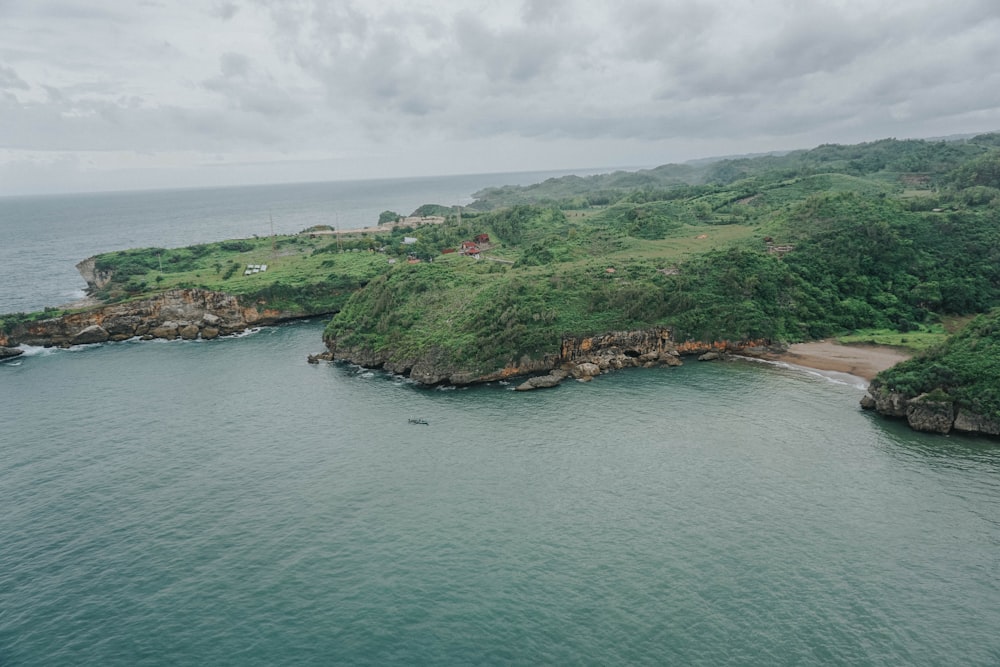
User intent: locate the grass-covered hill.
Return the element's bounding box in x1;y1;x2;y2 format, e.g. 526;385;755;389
873;309;1000;421
325;133;1000;379
7;132;1000;391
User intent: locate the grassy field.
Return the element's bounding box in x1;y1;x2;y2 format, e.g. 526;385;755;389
835;326;948;352
83;233;391;314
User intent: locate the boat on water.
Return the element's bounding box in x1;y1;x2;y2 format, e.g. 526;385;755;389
408;418;429;425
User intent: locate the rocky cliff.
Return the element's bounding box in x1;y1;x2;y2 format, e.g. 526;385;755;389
861;379;1000;436
0;288;303;348
75;257;114;291
324;325;778;387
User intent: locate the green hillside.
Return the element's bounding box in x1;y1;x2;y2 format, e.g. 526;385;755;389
8;132;1000;389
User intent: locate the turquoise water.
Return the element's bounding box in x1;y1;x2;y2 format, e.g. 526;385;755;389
2;178;1000;664
3;323;999;665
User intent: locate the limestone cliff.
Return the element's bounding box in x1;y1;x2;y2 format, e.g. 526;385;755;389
861;379;1000;437
325;325;776;387
0;288;302;347
75;257;114;291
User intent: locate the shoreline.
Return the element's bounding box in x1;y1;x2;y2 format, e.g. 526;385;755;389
753;340;912;383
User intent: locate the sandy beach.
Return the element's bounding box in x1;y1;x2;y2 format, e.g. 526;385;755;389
760;340;912;382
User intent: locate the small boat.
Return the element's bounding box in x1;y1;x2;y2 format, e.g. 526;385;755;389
408;418;429;425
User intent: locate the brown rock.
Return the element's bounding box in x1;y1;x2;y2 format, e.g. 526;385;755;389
178;324;200;340
150;321;179;339
570;362;602;378
905;394;955;434
873;389;910;418
0;346;24;360
71;324;110;345
515;374;564;391
953;409;1000;436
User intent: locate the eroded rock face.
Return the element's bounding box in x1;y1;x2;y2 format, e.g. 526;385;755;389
515;374;564;391
150;322;179;340
561;328;674;362
0;346;24;360
905;394;955;434
3;288;300;348
862;381;1000;438
75;257;114;290
953;409;1000;436
178;324;200;340
571;362;602;379
71;324;109;345
873;389;910;418
324;326;777;388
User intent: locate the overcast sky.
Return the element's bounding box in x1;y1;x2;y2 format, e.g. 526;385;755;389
2;0;999;195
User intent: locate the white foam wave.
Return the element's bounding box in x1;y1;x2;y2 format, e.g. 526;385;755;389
228;327;262;339
14;344;60;357
740;356;869;390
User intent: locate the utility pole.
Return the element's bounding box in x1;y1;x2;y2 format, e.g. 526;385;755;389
270;210;276;256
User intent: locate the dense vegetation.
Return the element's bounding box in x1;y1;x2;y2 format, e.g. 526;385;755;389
8;132;1000;398
326;133;1000;376
875;310;1000;419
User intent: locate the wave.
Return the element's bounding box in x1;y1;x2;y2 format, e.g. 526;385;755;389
738;356;869;390
14;344;62;357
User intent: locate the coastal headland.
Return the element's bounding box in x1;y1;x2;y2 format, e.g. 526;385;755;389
5;134;1000;437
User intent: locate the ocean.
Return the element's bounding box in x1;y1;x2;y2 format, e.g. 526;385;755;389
2;175;999;665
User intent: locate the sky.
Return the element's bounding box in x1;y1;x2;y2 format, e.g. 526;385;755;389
2;0;1000;196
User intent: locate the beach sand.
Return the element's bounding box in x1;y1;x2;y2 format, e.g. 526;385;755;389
759;340;912;382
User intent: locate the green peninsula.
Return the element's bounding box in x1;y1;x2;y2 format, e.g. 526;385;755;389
5;134;1000;435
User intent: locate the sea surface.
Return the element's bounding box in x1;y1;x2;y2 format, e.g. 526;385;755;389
2;176;1000;665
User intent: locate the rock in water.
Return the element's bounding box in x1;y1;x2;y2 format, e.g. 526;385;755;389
0;346;24;360
570;362;601;379
71;325;110;345
515;374;564;391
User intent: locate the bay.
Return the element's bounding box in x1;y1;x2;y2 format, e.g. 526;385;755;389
2;176;1000;665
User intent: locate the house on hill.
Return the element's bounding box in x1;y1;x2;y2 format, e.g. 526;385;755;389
459;241;481;259
475;233;490;244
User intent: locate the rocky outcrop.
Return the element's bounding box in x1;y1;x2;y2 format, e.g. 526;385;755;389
0;289;304;348
953;409;1000;436
861;380;1000;437
905;394;955;434
307;351;335;364
75;257;114;291
71;325;110;345
0;346;23;360
515;370;568;391
324;327;771;387
560;328;675;361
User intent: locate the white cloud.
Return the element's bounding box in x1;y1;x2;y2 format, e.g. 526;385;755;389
0;0;999;195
